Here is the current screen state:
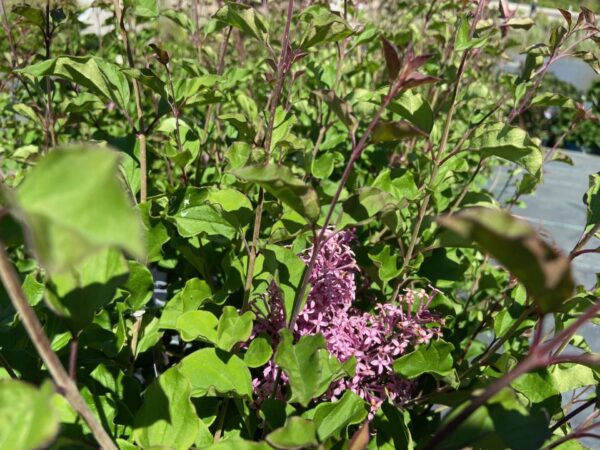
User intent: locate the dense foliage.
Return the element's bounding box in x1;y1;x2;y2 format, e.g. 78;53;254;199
2;1;600;449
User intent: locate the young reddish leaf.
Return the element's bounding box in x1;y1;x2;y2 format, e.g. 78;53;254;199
405;53;433;73
372;121;429;143
581;7;595;24
498;0;515;19
381;37;401;81
402;72;441;90
149;43;170;65
558;8;572;28
348;422;370;450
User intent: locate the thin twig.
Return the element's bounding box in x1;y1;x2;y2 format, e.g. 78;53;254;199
68;335;78;381
288;80;401;328
402;0;486;271
424;299;600;450
0;349;17;379
550;396;597;432
112;0;147;202
0;244;117;450
242;0;295;311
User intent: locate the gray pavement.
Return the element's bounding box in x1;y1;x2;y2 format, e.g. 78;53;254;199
495;150;600;448
496;150;600;289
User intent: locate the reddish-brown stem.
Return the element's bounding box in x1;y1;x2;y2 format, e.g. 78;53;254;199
425;299;600;449
0;243;117;450
263;0;294;159
68;336;78;381
44;0;56;150
545;432;600;450
288;82;400;328
570;222;600;259
550;396;597;432
0;350;17;379
402;0;486;271
242;0;295;311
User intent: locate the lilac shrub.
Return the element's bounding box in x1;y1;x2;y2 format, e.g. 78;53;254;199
251;229;443;410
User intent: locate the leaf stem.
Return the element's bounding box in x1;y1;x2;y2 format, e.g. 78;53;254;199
424;299;600;449
242;0;295;311
112;0;147;202
68;335;78;381
402;0;486;272
44;0;56;150
550;396;597;432
288;81;400;329
0;349;17;379
0;243;117;450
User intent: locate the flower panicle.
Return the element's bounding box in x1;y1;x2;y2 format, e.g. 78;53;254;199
250;229;443;411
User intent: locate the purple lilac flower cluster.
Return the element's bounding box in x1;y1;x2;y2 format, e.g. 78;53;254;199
251;229;443;411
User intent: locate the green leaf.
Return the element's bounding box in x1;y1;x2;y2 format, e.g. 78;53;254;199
202;440;272;450
315;89;358;133
175;310;219;343
467;123;542;176
244;336;273;368
298;5;353;50
439;389;549;450
550;363;596;393
160;278;212;329
311;152;343;180
122;68;167;99
505;17;534;29
310;391;368;441
266;417;318;450
0;380;59;450
340;187;399;227
133;368;199;450
22;273;44;306
12;5;45;28
214;2;268;43
274;330;331;407
45;247;129;329
14;146;144;273
389;91;434;133
171;187;251;239
372;121;428;143
179;348;253;398
393;340;454;379
262;245;306;323
122;260;154;310
373;402;414;450
19;56;130;110
135;315;164;356
468;123;543;177
511;370;559;403
233;165;320;223
439;208;574;313
369;245;402;283
270;107;297;153
225;142;251;169
220;113;257;142
162;9;194;32
372;169;419;202
216;306;255;351
585;173;600;227
455;16;488;51
530;93;576;109
128;0;157;18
